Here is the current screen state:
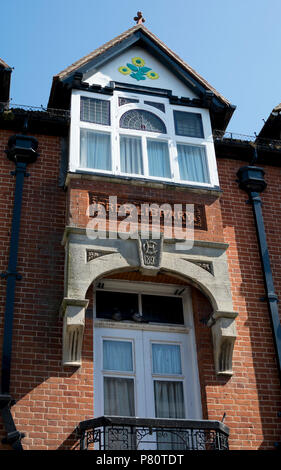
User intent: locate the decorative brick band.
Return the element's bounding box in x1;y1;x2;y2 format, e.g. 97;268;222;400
88;192;207;231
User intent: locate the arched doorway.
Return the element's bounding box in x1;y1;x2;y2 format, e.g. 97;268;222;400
93;271;202;423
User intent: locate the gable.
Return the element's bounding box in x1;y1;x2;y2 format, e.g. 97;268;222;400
85;46;198;99
48;25;235;131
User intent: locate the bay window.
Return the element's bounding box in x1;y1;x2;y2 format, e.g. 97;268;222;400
70;90;218;187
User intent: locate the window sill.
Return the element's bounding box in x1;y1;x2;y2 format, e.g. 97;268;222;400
93;319;190;334
65;170;222;197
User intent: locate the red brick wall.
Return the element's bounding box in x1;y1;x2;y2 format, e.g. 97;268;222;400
0;130;93;449
217;158;281;449
1;126;281;450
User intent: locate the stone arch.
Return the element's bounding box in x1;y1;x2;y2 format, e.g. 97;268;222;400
66;251;231;314
60;231;237;375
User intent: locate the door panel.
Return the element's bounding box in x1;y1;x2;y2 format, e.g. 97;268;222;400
142;331;190;419
95;328;197;420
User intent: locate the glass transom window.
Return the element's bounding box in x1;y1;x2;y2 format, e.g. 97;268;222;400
120;109;167;133
96;290;184;324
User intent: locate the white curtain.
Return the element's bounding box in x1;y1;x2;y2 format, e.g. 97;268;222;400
120;135;143;174
154;381;185;450
104;377;135;416
152;344;182;374
147;140;171;178
152;343;185;449
103;340;135;417
154;381;185;419
80;129;111;170
152;345;184;418
103;340;133;372
177;144;209;183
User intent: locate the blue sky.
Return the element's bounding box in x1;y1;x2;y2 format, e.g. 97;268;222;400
1;0;280;135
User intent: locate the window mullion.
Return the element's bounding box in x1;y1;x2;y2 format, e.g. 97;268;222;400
142;136;149;177
112;130;118;174
171;139;180;182
138;293;142;318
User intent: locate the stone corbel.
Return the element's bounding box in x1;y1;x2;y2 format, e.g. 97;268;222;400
60;298;89;367
208;311;238;376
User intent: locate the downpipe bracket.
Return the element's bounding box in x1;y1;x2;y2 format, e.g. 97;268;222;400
0;271;22;281
260;293;279;303
0;395;25;449
2;430;26;446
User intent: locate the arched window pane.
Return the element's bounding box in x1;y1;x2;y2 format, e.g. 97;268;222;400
120;110;166;134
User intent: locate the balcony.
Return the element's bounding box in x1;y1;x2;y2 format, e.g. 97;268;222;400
76;416;229;451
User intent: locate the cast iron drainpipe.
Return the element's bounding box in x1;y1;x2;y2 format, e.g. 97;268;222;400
0;134;39;450
237;166;281;383
237;165;281;435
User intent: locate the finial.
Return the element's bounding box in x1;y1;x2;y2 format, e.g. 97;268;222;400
134;11;145;25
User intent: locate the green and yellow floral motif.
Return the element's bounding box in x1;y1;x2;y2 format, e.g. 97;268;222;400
118;57;159;82
132;57;145;67
146;71;159;80
118;66;131;75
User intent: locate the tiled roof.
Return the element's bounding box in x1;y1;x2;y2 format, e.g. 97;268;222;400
53;24;230;106
273;103;281;113
0;57;10;69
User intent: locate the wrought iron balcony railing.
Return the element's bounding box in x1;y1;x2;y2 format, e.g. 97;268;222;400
76;416;229;451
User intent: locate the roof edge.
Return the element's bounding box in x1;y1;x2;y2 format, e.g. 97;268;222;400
47;24;235;131
0;58;12;70
50;24;231;107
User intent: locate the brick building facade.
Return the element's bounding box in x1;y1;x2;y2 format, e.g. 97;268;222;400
0;21;281;451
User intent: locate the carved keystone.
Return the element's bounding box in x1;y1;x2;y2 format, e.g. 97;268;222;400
60;298;89;366
138;235;163;275
208;311;237;375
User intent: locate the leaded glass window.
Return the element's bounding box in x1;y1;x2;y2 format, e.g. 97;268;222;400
118;97;139;106
144;101;165;112
120;110;167;134
80;97;110;125
174;111;204;138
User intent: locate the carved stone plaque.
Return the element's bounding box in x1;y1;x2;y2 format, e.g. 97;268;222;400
138;235;163;274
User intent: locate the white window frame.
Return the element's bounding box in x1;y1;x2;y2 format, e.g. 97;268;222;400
93;279;202;421
69;89;219;188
